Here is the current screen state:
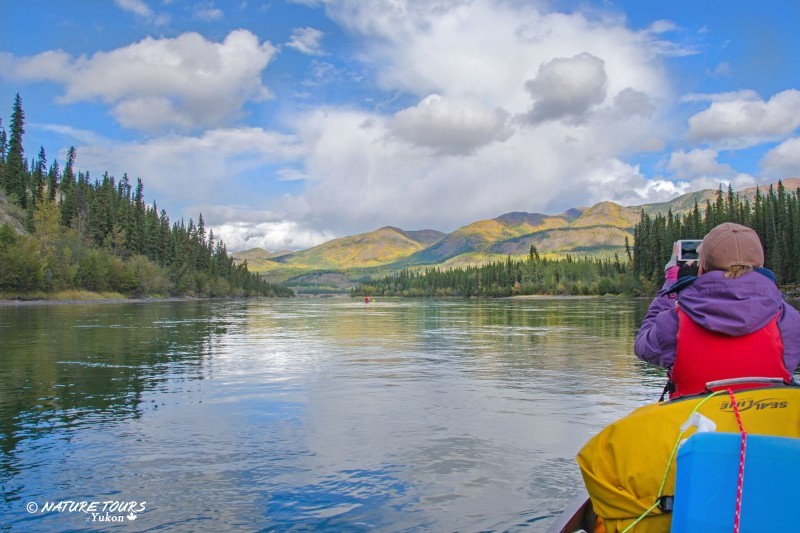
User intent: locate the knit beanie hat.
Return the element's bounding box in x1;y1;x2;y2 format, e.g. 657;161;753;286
699;222;764;272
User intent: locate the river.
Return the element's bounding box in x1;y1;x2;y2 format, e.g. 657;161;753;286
1;296;667;531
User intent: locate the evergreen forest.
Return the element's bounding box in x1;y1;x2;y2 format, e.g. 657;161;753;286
632;182;800;288
0;94;293;298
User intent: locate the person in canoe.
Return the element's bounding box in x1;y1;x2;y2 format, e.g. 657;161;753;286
634;222;800;399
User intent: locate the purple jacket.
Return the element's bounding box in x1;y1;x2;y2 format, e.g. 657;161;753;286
635;269;800;374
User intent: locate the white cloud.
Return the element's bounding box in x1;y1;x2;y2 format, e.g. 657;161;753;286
36;124;111;147
686;173;756;193
66;127;302;208
283;94;675;237
0;50;73;81
389;94;512;154
115;0;152;18
522;52;608;124
648;20;677;34
302;60;344;86
2;30;276;133
114;0;169;25
220;221;334;252
286;106;530;234
630;179;691;205
192;209;335;252
681;90;759;104
317;0;670;111
286;27;326;56
194;5;224;22
687;89;800;149
667;148;735;180
579;158;658;205
277;168;308;181
762;137;800;179
666;148;758;191
706;62;732;77
559;155;751;210
613;88;656;117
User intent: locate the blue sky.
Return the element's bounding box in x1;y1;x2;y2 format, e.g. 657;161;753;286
2;0;800;251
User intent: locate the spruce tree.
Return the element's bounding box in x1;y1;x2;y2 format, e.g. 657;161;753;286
159;209;171;266
32;146;47;207
59;146;77;226
47;159;60;202
5;94;27;207
132;178;145;254
74;170;90;233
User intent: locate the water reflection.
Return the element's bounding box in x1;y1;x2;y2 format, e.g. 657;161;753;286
0;302;224;505
2;297;668;531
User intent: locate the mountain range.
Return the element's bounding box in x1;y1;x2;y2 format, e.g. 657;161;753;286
234;179;800;285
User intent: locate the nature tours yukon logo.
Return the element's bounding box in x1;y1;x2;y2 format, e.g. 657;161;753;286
25;499;147;524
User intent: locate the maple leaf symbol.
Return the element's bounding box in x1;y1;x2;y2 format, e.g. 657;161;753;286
127;513;138;521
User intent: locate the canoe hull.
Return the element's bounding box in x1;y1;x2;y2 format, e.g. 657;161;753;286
547;488;595;533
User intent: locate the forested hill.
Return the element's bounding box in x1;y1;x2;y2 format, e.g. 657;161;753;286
0;94;292;298
353;182;800;297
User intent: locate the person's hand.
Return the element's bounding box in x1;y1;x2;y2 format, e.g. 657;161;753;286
665;243;679;282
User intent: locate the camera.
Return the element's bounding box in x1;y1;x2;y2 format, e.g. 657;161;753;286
677;239;702;262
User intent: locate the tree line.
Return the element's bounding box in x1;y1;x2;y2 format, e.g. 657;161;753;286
354;183;800;298
0;94;292;297
632;182;800;287
353;249;639;297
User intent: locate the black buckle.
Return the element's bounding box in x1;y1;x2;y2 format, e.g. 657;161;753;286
658;495;674;513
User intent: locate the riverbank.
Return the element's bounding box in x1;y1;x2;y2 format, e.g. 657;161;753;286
0;290;202;306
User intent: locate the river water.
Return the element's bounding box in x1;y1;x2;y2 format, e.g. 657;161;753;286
1;296;666;531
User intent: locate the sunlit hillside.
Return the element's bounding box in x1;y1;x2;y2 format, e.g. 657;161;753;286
272;226;446;269
398;211;577;266
230;247;292;272
490;226;633;256
570;201;640;228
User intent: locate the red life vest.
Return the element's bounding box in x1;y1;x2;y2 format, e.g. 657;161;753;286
670;307;790;399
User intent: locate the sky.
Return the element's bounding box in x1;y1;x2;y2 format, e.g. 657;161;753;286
2;0;800;252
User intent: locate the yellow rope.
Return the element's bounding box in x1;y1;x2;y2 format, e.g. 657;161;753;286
620;390;726;533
